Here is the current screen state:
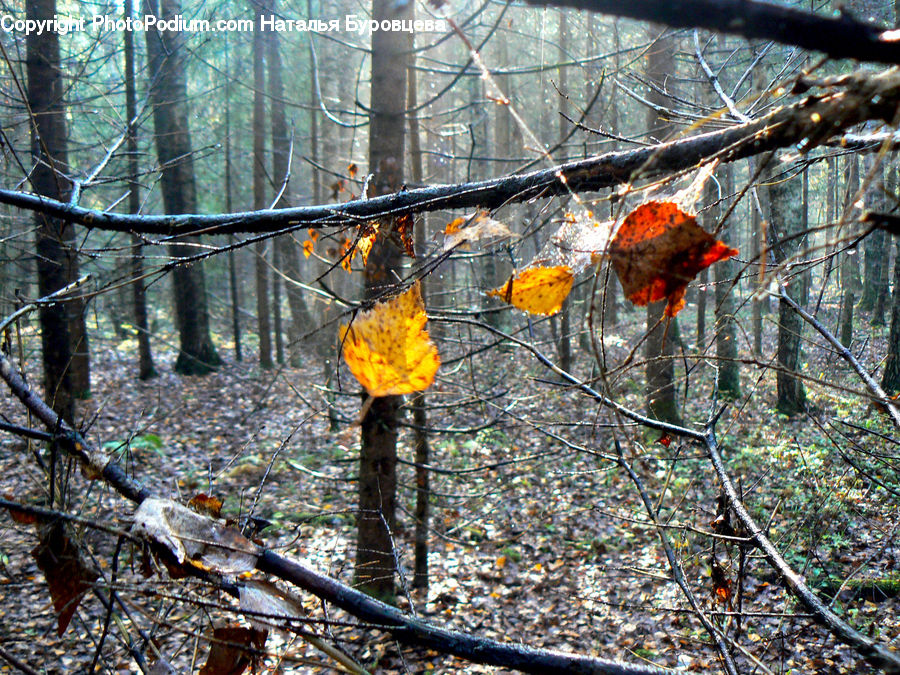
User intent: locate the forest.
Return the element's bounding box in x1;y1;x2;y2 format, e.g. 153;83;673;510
1;0;900;672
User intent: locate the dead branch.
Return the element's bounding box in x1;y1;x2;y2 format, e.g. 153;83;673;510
523;0;900;65
0;69;898;237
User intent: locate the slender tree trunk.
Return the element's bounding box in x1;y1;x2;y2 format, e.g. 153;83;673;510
768;159;806;416
715;166;741;399
124;0;155;380
144;0;220;375
840;155;860;348
224;37;242;362
407;48;430;590
355;0;411;601
882;238;900;392
556;12;573;374
266;6;315;367
252;1;273;370
643;24;680;424
27;0;76;421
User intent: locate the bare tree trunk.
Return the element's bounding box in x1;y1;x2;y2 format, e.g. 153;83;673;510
124;0;155;380
715;165;741;399
882;238;900;392
266;5;315;367
144;0;220;375
840;154;860;348
224;36;242;363
355;0;411;601
556;12;573;374
768;159;806;416
407;48;430;590
252;0;273;370
643;24;680;424
27;0;77;421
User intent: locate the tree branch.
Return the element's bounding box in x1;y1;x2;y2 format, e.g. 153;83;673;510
0;70;898;237
523;0;900;65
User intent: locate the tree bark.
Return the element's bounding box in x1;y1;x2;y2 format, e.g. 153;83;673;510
124;0;155;380
27;0;78;421
354;0;411;600
643;24;680;424
715;165;740;399
767;159;807;416
144;0;220;375
266;5;315;367
252;0;273;370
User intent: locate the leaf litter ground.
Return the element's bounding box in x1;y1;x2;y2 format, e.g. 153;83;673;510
1;303;899;673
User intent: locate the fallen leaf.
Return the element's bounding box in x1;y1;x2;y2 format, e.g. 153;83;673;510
609;201;738;317
32;522;99;636
488;265;574;316
199;625;267;675
339;281;440;396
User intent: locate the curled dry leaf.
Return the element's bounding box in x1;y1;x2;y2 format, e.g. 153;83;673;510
131;498;259;575
339;281;440;397
609;200;738;317
31;521;99;636
443;211;514;251
488;265;574;316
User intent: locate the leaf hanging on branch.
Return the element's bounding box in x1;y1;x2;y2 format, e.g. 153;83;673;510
339;281;440;396
31;522;99;636
199;625;268;675
488;265;575;316
609;200;738;317
443;210;514;251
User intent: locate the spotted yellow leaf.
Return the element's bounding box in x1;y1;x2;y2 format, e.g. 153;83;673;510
488;265;574;316
339;282;440;396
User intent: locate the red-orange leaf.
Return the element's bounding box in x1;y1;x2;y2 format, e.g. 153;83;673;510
188;493;224;518
610;201;738;317
395;214;416;257
347;162;358;178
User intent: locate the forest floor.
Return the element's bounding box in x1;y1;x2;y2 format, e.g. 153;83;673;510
1;304;899;674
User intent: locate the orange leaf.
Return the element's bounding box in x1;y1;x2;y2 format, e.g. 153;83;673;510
395;213;416;257
32;522;99;636
488;265;574;316
444;216;466;236
347;162;358;178
302;240;314;258
339;281;440;396
329;180;345;200
307;228;319;242
188;493;224;519
356;222;380;267
609;201;738;317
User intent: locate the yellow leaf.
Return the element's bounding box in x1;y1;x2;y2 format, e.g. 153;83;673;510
302;240;314;258
488;265;574;316
496;555;507;569
339;282;440;397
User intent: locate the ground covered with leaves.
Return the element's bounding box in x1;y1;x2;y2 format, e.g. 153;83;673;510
1;302;899;674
